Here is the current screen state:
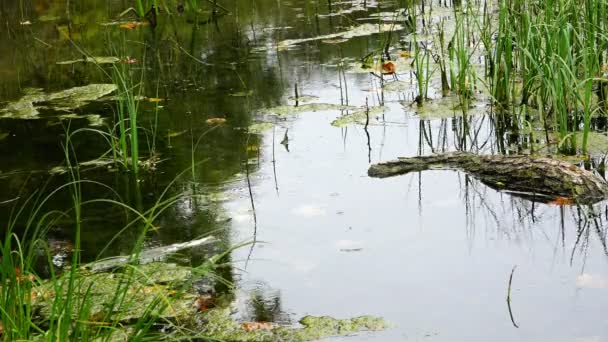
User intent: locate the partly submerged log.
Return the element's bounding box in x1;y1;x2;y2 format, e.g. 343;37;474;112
368;152;608;204
84;236;217;273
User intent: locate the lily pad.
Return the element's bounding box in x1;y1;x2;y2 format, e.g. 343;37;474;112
278;23;403;49
248;122;275;134
260;103;357;116
0;84;117;119
331;106;386;127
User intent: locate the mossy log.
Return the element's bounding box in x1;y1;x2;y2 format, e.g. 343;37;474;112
368;152;608;204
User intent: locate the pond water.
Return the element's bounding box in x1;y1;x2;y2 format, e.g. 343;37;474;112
1;0;607;341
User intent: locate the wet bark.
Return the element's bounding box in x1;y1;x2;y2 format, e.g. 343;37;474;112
368;152;608;204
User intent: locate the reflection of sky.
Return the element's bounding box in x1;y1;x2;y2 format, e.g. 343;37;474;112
226;58;608;341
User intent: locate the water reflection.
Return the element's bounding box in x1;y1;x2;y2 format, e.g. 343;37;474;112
0;0;607;340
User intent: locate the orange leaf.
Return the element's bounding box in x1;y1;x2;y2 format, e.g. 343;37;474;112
120;58;140;64
119;22;149;29
382;61;396;75
206;118;227;125
193;295;215;312
548;196;574;206
240;322;275;332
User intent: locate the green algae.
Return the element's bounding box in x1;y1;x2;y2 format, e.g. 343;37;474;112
260;103;357;116
247;122;275;134
0;84;117;119
199;308;389;342
278;23;403;49
34;263;198;324
331;106;386;127
30;262;387;341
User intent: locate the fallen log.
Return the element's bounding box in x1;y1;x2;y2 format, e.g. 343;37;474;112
83;236;217;273
368;152;608;204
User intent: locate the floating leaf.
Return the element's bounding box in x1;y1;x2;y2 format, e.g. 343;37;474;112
382;61;396;75
260;103;357;116
206;118;227;125
147;97;164;103
247;122;274;134
278;23;403;49
331;106;385;127
20;20;32;25
322;38;349;44
194;295;215;312
399;51;412;58
576;274;608;289
120;22;149;29
119;57;140;64
240;322;275;332
166;130;187;138
229;90;253;97
548;196;574;206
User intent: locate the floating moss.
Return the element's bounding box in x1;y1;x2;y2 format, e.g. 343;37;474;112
248;122;275;134
278;23;404;49
331;106;386;127
198;308;389;342
260;103;357;116
0;84;117;119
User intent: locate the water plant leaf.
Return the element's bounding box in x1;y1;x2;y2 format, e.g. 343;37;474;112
277;23;403;49
382;61;396;75
241;322;276;332
260;103;357;116
321;38;349;44
331;106;385;127
548;196;574;206
147;97;164;103
576;274;608;289
0;84;117;119
0;132;9;141
194;295;215;312
230;90;254;97
56;56;120;65
247;122;274;134
120;22;150;29
166;130;188;138
119;57;140;64
206;118;227;125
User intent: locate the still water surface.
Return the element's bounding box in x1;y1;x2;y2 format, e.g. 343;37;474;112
0;0;606;340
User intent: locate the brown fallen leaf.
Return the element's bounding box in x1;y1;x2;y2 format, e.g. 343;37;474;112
206;118;227;125
193;295;215;312
119;22;150;29
548;196;574;206
240;321;275;332
382;61;396;75
119;57;140;64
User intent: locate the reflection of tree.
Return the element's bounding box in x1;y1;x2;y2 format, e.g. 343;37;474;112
459;174;608;263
